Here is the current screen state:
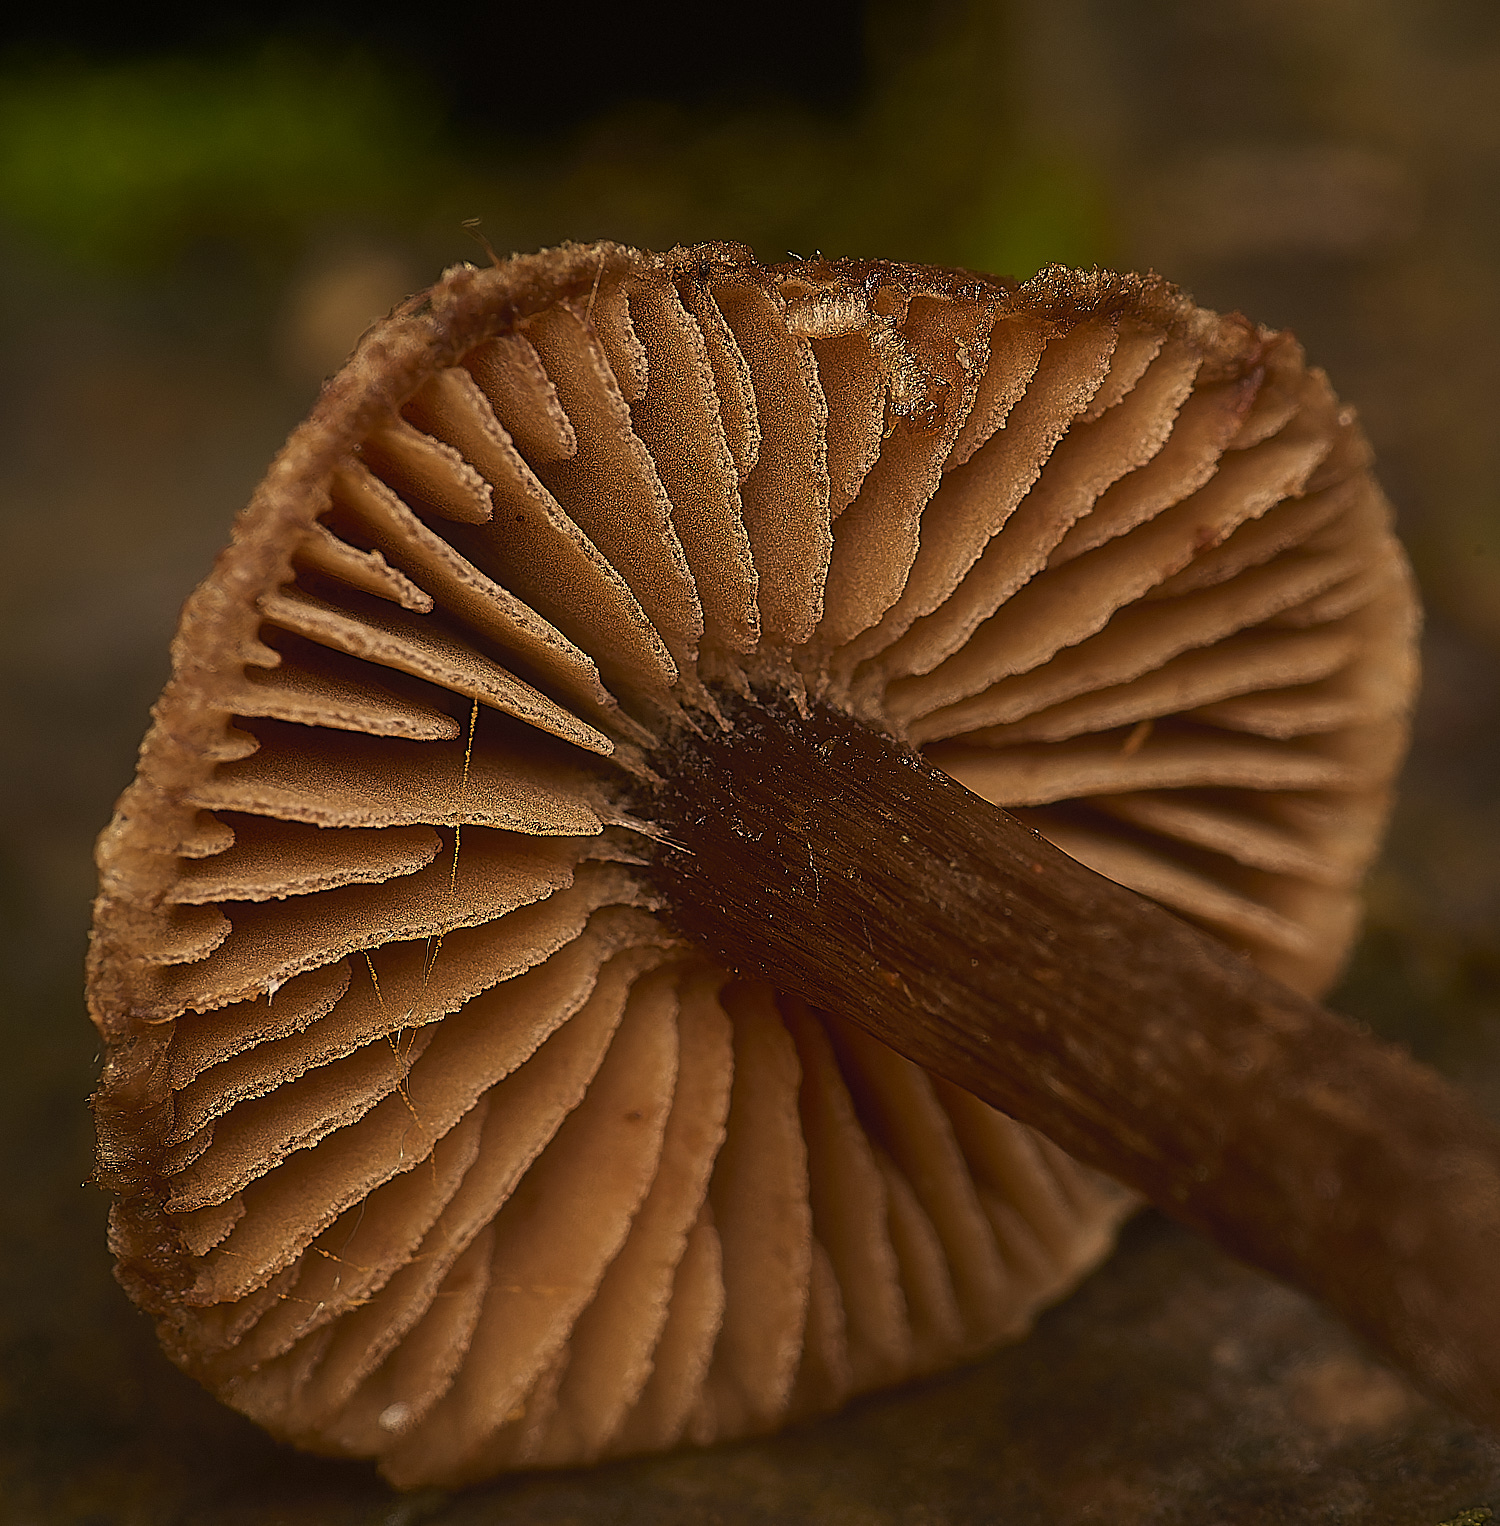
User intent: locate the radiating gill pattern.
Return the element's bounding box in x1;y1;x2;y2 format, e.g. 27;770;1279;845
88;243;1417;1488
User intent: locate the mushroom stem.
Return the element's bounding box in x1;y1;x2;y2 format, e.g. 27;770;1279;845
646;687;1500;1433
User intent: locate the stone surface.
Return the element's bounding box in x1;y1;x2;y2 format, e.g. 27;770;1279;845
7;1125;1499;1526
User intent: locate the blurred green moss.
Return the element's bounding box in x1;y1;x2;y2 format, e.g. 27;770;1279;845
0;3;1112;281
0;47;439;269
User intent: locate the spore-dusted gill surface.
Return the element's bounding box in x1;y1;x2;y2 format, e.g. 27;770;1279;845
87;242;1417;1489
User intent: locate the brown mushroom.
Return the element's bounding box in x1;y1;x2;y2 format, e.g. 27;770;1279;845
89;242;1438;1489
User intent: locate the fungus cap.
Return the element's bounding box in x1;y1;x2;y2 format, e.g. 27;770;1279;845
88;242;1417;1488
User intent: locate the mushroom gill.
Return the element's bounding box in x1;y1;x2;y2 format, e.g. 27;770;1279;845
88;242;1418;1489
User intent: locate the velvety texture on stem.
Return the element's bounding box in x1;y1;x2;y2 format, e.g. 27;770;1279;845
647;689;1500;1433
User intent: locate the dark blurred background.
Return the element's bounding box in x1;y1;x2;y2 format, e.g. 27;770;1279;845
4;2;1499;1521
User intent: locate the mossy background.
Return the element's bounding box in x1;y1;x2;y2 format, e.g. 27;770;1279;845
2;1;1498;1520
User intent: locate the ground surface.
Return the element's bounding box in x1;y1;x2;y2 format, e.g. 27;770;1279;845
7;1185;1500;1526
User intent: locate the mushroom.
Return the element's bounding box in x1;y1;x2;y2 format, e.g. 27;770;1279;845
89;241;1469;1491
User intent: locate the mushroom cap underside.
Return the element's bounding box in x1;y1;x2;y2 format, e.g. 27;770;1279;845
87;242;1418;1488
